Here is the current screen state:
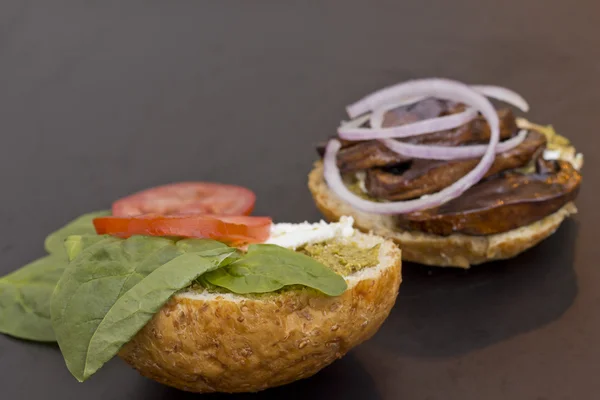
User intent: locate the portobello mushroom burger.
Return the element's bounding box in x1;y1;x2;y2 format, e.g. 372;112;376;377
0;182;401;393
309;78;582;268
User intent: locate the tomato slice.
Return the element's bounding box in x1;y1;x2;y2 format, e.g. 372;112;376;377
112;182;256;217
93;215;272;245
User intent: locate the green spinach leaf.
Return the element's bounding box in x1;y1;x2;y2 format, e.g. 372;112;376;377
0;254;66;341
49;235;345;381
0;211;108;342
64;234;111;261
44;210;109;256
82;250;233;379
176;237;240;259
50;235;236;382
204;244;348;296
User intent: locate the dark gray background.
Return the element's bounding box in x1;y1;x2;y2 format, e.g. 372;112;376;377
1;1;598;399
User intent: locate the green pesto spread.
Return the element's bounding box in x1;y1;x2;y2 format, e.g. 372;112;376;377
346;180;373;200
298;241;380;276
190;240;380;296
345;175;380;201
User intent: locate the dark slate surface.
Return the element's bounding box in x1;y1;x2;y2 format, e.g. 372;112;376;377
1;1;598;399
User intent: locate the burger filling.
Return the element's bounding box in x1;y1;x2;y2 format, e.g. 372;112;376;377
317;99;582;236
191;239;380;296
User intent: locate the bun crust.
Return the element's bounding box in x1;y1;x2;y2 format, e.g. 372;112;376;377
118;233;402;393
308;161;577;268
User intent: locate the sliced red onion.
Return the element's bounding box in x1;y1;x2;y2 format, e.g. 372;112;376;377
339;113;371;132
471;85;530;112
325;79;499;214
345;85;528;142
340;107;477;141
380;129;528;160
347;82;530;118
369;96;425;130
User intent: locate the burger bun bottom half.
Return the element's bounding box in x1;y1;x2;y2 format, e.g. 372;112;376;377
118;232;402;393
308;161;577;269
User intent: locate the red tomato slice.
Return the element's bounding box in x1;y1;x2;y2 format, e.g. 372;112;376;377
93;215;272;245
112;182;256;217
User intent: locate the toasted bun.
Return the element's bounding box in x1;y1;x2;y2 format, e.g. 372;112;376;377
118;232;402;393
308;161;577;268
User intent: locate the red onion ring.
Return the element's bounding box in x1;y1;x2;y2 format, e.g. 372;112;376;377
325;79;499;214
344;84;528;143
367;85;528;129
369;86;528;130
380;129;528;160
368;96;425;132
341;84;527;142
339;113;371;131
339;107;478;141
348;83;530;118
366;88;526;160
471;85;529;112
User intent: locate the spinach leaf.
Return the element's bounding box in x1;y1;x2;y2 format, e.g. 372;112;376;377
50;236;345;381
0;255;66;341
50;235;236;382
44;210;109;256
176;237;240;260
82;251;233;379
51;235;179;380
204;244;348;296
64;234;111;261
0;212;108;342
